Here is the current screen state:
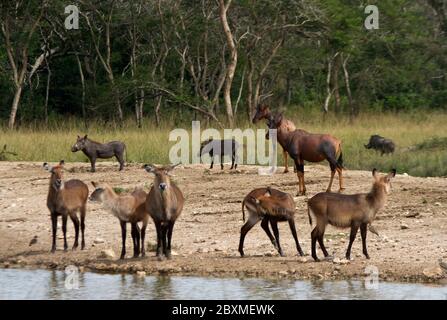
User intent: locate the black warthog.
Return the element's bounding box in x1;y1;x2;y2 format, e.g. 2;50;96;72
71;135;126;172
364;135;395;155
199;138;239;170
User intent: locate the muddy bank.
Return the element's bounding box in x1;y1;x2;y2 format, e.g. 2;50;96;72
0;162;446;284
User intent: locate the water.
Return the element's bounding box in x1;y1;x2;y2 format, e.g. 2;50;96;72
0;268;446;300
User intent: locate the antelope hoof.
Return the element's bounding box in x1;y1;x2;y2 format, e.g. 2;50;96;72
72;244;78;251
157;255;166;261
283;169;289;174
165;252;172;260
51;247;56;253
338;188;346;193
313;257;320;262
279;252;286;257
364;253;370;259
239;250;245;258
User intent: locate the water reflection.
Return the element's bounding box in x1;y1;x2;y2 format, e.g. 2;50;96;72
0;268;445;300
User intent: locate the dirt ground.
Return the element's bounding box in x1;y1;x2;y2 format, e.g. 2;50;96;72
0;161;446;284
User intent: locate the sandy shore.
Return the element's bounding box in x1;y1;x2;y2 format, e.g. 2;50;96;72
0;161;446;284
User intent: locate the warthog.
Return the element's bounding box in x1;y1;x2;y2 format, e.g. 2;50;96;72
364;135;395;155
199;138;239;170
71;135;126;172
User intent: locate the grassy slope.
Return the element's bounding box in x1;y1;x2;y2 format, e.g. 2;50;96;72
1;111;446;177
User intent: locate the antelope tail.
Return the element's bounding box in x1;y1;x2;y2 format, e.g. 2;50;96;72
336;151;344;169
307;205;312;225
242;198;246;222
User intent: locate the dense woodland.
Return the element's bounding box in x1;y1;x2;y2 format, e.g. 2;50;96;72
1;0;446;129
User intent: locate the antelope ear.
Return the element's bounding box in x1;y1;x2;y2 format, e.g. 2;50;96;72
91;181;98;188
84;135;88;139
143;164;156;173
275;112;283;126
59;160;65;166
372;168;378;180
388;169;396;179
77;135;80;139
167;163;180;171
264;187;272;197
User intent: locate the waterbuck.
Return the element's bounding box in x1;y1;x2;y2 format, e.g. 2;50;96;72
267;113;344;196
308;168;396;261
143;164;184;260
43;160;89;252
252;105;296;173
89;182;148;259
239;187;304;257
71;135;126;172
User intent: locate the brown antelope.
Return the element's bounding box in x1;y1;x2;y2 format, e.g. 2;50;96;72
267;113;344;196
43;160;88;252
239;187;304;257
308;168;396;261
143;164;184;260
252;105;296;173
89;182;148;259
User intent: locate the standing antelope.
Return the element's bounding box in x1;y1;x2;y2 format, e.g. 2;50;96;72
267;113;344;196
143;164;184;260
252;105;296;173
239;187;304;257
308;168;396;261
43;160;88;252
89;182;148;259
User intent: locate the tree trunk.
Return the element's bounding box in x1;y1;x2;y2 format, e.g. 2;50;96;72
342;54;356;121
332;53;341;114
75;55;87;128
323;56;333;113
44;66;51;126
246;57;254;119
219;0;236;127
9;85;23;129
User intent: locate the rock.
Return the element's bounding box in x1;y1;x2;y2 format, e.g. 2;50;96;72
400;223;409;230
434;202;442;207
171;250;179;256
94;238;105;244
279;271;288;276
334;265;341;271
99;249;115;259
7;224;13;228
402;173;409;177
423;267;444;279
333;257;350;265
136;271;146;277
297;256;307;263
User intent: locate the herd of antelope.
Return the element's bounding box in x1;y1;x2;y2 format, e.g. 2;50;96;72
42;105;396;262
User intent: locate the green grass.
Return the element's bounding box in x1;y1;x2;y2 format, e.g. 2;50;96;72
1;110;446;177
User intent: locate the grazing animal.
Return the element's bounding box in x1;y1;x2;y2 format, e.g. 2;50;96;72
43;160;89;252
365;135;395;155
307;168;396;261
89;182;148;259
143;164;184;260
239;187;304;257
252;105;296;173
267;113;344;195
199;138;239;170
71;135;126;172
